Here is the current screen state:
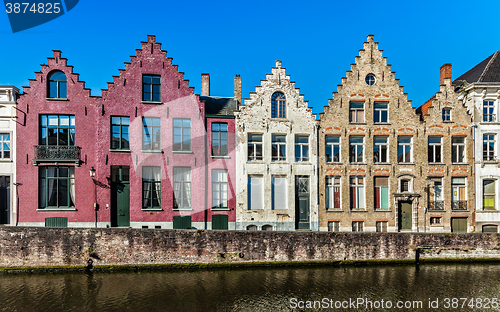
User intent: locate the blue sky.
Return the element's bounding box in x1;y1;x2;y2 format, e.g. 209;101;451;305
1;0;500;115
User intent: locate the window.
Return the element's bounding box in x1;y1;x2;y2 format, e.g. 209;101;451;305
142;75;161;102
295;135;309;162
271;92;286;118
374;102;388;123
430;217;442;225
442;108;451;121
326;176;341;209
173;216;191;229
349;102;364;123
483;134;495;161
374;177;389;210
40;115;75;146
428;178;443;210
48;71;67;99
350;176;365;209
483;100;495;122
428;137;442;163
39;166;74;208
142;167;161;209
173;119;191;152
248;176;263;210
262;225;273;231
173;167;191;209
325;135;340;163
247;225;258;230
142;117;161;151
452;178;467;210
365;74;376;85
373;136;388;163
248;134;263;161
272;176;287;210
272;134;286;161
111;117;130;150
483;225;498;233
397;136;412;163
349;136;364;163
328;221;340;232
376;221;387;232
401;179;411;193
452;137;465;163
352;221;364;232
212;169;228;209
211;123;228;156
483;179;495;210
0;134;10;159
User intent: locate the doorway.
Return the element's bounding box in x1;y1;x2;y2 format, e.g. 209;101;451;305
111;166;130;227
398;201;412;231
295;176;310;230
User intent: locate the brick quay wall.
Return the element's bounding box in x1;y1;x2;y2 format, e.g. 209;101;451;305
1;227;500;271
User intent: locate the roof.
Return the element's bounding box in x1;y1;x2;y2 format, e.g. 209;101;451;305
453;51;500;87
416;95;436;121
200;96;238;116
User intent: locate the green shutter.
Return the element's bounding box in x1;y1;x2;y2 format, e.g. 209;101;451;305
45;217;68;227
173;216;192;229
451;217;467;233
381;187;389;209
212;215;228;230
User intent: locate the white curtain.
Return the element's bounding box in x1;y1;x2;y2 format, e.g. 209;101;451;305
47;167;56;207
184;169;191;208
154;167;161;205
69;168;75;206
143;167;152;208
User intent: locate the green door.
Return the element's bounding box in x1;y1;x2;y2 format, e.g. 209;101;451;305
399;201;412;230
451;217;467;233
212;215;228;230
173;216;192;229
111;166;130;227
295;177;310;230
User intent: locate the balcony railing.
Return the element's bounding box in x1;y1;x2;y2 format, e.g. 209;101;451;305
452;200;467;211
483;153;497;162
428;201;444;210
483;114;496;122
33;145;81;166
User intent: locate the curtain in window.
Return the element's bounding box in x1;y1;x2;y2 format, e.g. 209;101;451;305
154;168;161;205
69;168;75;206
143;167;152;208
47;167;56;207
184;169;191;208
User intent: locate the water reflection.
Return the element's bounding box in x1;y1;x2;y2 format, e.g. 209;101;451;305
0;264;499;311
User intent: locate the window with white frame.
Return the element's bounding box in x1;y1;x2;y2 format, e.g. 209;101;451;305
212;169;228;209
143;166;161;209
483;100;495;122
349;136;364;163
452;137;465;163
428;137;442;163
374;177;389;209
430;217;442;225
428;178;443;210
451;177;466;210
350;176;365;209
349;102;364;123
248;133;263;161
442;108;451;121
211;123;228;156
325;135;340;163
352;221;364;232
483;134;495;161
295;135;309;162
271;92;286;118
0;134;11;159
173;167;191;209
397;136;412;163
271;176;287;210
328;221;340;232
142;117;161;151
376;221;388;232
326;176;341;209
483;179;495;210
173;119;191;152
248;176;264;210
374;102;388;123
373;136;388;163
400;178;412;193
272;134;286;161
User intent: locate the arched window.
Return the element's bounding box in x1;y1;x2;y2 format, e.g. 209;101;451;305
48;71;67;99
271;92;286;118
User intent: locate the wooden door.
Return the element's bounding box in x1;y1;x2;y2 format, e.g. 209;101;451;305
399;201;412;230
295;177;310;230
111;166;130;227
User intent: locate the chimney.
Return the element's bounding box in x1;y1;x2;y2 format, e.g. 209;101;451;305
201;73;210;96
234;75;242;105
440;64;452;85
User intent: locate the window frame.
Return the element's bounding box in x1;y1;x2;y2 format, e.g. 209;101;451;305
397;136;412;163
0;134;11;159
350;176;365;209
248;175;264;210
428;136;442;163
373;136;388;163
40;115;76;146
328;221;340;232
428;178;443;210
483;134;495;161
111;116;130;150
211;123;228;156
483;100;495;122
326;176;341;209
272;134;287;162
142;166;161;209
212;169;228;209
47;71;67;99
271;92;286;118
39;166;75;209
349;102;365;123
142;117;161;151
349;136;364;163
442;108;451;121
374;102;388;123
352;221;364;232
271;176;287;210
483;179;496;210
173;118;191;152
325;135;340;163
142;74;161;102
376;221;388;232
295;135;309;162
248;133;263;161
173;167;191;210
374;177;389;210
452;136;466;163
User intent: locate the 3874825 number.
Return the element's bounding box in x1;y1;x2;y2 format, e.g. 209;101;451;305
5;3;61;14
443;298;499;309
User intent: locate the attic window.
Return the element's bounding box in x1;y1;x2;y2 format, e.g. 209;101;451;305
365;74;376;86
442;108;451;121
48;71;67;99
271;92;286;118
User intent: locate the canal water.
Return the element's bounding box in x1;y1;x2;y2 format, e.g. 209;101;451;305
1;263;500;311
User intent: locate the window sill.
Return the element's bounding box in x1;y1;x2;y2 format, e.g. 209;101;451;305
428;162;445;165
247;160;264;163
427;209;445;212
173;208;193;211
326;209;343;212
443;120;453;123
172;151;194;154
295;161;311;164
211;208;230;211
349;122;366;125
37;208;76;211
451;162;469;165
141;150;162;153
0;159;12;162
211;156;230;159
141;208;163;211
351;209;367;212
271;160;288;163
398;162;415;165
326;162;343;165
141;101;163;105
375;209;391;212
373;162;390;165
374;122;390;125
350;162;367;165
109;149;132;153
45;98;68;101
483;160;499;164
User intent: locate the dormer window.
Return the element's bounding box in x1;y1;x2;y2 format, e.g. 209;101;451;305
271;92;286;118
48;71;67;99
442;108;451;121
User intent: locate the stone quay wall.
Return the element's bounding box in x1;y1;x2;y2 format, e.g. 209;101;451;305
1;227;500;270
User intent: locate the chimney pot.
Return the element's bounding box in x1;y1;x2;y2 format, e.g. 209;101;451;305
201;73;210;96
234;75;242;105
440;64;452;85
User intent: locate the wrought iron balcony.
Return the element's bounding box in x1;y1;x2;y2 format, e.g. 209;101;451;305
483;114;496;122
428;201;444;210
33;145;81;166
483;153;497;162
452;200;467;211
